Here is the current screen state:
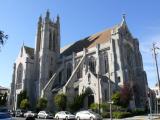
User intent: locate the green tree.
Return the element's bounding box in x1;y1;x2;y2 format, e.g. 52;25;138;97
20;99;29;110
0;92;8;106
90;103;99;112
69;92;87;112
0;30;8;50
37;98;47;110
17;90;27;108
54;93;67;111
111;83;132;108
112;91;121;106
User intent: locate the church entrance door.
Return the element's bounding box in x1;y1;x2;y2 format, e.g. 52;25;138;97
88;94;94;107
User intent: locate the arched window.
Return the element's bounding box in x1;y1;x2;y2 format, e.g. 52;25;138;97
16;63;23;89
49;31;52;50
104;55;109;73
67;63;72;80
49;70;53;79
53;32;56;51
77;68;82;79
88;56;96;73
59;72;62;85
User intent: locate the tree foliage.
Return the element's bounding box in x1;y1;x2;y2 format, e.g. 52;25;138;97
112;83;132;108
17;90;27;108
37;98;47;110
54;93;67;111
0;92;8;106
0;30;8;50
20;99;29;110
69;92;87;112
112;91;121;106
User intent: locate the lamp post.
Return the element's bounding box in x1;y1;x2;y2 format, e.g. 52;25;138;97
107;71;113;120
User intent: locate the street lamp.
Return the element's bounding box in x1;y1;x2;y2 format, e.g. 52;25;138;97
107;71;113;120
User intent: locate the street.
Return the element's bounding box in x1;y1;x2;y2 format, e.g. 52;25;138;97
12;117;55;120
12;115;160;120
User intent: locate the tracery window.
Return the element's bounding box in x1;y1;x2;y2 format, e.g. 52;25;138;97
104;55;109;73
49;31;52;50
88;56;96;73
67;63;72;80
16;63;23;89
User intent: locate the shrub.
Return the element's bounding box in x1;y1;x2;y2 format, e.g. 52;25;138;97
90;103;99;112
113;112;132;118
37;98;47;110
132;109;146;115
101;112;110;118
54;93;67;111
20;99;29;110
69;92;87;112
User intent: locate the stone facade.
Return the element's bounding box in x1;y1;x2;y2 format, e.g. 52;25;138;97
10;11;148;111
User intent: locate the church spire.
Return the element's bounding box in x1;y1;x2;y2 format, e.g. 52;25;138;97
56;14;60;24
45;9;50;21
38;15;42;24
120;14;127;27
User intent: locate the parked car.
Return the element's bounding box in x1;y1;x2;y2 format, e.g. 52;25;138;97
15;109;26;117
37;111;53;119
8;110;15;117
75;110;102;120
55;111;75;120
0;112;12;120
24;111;37;118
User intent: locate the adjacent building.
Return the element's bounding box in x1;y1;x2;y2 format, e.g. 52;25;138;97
10;11;148;111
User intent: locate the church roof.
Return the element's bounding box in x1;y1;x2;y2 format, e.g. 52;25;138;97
61;28;112;56
0;86;8;90
24;46;34;59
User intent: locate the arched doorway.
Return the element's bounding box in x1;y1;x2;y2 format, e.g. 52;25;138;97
85;87;95;108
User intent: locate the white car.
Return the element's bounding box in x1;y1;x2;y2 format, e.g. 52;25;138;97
75;110;102;120
24;111;37;118
0;112;12;120
37;111;53;119
55;111;75;120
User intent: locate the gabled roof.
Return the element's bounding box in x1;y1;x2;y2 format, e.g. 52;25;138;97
24;46;34;59
0;86;9;90
61;28;112;56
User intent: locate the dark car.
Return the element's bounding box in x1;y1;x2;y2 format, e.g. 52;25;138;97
8;110;15;117
15;109;26;117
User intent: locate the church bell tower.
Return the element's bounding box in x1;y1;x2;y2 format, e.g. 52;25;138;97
34;10;60;97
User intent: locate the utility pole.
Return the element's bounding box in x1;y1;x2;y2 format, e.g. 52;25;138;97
152;43;160;89
152;42;160;115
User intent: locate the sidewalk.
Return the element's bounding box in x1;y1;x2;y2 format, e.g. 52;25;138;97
103;115;160;120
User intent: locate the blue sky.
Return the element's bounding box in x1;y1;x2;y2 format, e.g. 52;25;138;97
0;0;160;88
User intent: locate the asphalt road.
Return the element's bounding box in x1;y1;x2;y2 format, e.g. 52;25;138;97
13;117;55;120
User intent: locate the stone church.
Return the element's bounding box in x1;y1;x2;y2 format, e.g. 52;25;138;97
10;11;148;111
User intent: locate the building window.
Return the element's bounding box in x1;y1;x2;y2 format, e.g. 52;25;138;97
104;89;108;100
104;55;109;73
16;63;23;89
117;77;121;83
88;73;91;84
77;68;82;79
67;63;72;80
50;57;53;65
49;71;53;79
88;56;96;73
58;72;62;85
49;31;52;50
53;32;56;51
